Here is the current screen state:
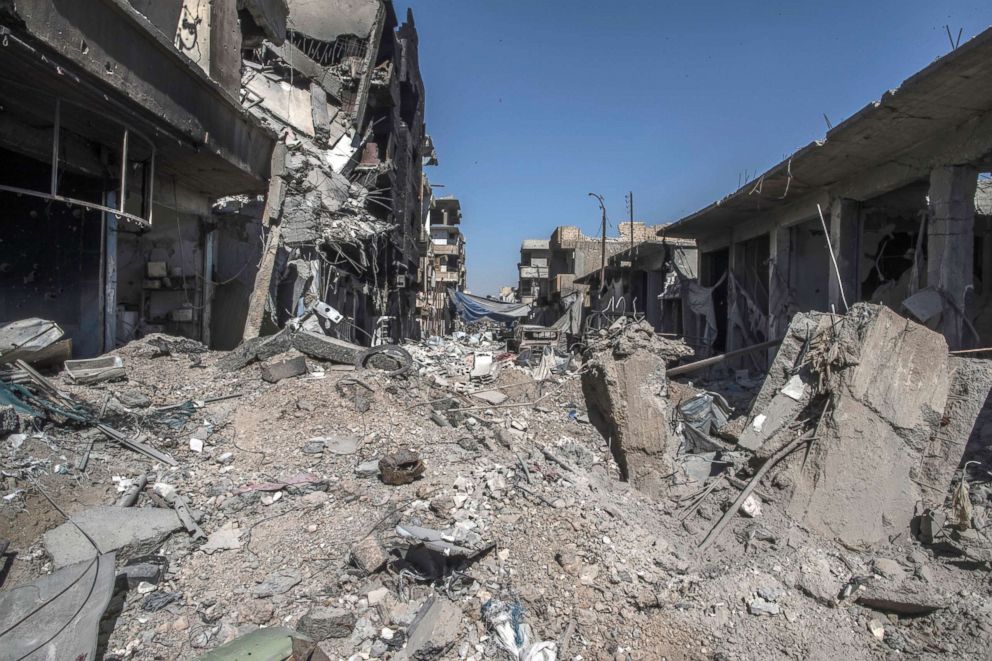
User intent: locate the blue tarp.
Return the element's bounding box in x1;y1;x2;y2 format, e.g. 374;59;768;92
449;291;531;323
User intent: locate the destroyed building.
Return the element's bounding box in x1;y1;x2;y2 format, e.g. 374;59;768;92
233;0;437;347
0;0;278;357
0;0;457;356
664;27;992;357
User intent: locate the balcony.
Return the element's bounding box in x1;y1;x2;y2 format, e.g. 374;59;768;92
436;271;461;283
433;243;460;256
518;265;548;279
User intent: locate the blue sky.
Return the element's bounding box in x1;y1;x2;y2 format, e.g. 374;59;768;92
399;1;991;296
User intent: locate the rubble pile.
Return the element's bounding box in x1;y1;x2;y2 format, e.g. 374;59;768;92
2;304;992;659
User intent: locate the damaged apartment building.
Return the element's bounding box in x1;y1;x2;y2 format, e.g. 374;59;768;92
224;0;434;347
0;0;277;357
418;195;467;336
0;0;441;360
665;27;992;360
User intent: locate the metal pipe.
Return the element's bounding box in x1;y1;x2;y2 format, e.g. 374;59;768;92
666;337;783;377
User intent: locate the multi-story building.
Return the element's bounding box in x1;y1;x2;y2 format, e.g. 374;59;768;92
547;222;663;305
517;239;550;305
0;0;279;356
418;195;466;334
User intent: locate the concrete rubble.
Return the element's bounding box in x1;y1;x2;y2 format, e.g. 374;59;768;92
3;302;992;659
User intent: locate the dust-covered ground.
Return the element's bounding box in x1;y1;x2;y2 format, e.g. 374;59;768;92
2;328;991;660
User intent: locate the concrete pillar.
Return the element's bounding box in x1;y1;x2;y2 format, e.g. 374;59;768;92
726;238;738;353
828;198;860;312
768;226;791;344
928;165;978;349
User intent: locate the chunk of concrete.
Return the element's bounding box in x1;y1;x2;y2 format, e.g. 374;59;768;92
396;595;461;660
581;347;680;497
44;506;181;568
784;304;956;546
292;331;363;364
261;355;307;383
297;606;356;640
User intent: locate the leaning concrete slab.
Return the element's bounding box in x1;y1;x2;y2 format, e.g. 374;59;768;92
0;553;115;660
784;305;955;546
44;506;181;568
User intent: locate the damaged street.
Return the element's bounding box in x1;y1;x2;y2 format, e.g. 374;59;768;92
3;2;992;661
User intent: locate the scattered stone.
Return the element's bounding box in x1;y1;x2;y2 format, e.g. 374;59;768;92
239;600;274;625
201;523;243;554
298;606;357;640
303;439;327;454
302;490;330;505
355;460;380;477
190;437;204;453
747;597;780;616
350;537;389;575
253;569;302;598
868;619;885;641
310;434;360;455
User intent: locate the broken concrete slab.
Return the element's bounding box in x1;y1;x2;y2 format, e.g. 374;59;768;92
201;523;244;554
43;506;181;568
471;389;508;405
261;355;307;383
292;331;363;364
395;595;461;660
0;553;115;660
784;304;957;546
253;568;302;597
198;627;309;661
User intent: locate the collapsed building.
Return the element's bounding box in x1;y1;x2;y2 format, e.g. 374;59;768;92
230;0;435;347
664;27;992;358
418;195;467;336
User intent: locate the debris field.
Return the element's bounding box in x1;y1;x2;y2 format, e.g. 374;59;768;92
2;305;992;660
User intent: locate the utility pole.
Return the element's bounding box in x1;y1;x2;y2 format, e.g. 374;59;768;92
627;191;634;255
588;193;607;291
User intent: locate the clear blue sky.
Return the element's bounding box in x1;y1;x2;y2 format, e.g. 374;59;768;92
399;1;991;296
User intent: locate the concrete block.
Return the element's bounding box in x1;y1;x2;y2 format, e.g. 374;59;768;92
581;348;678;497
261;355;307;383
44;506;181;568
297;606;356;640
292;331;362;364
399;596;461;660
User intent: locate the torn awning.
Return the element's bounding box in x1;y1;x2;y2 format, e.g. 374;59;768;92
449;291;531;323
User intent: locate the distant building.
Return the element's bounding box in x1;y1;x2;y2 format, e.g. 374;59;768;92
518;239;550;305
498;286;518;303
420;195;466;335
